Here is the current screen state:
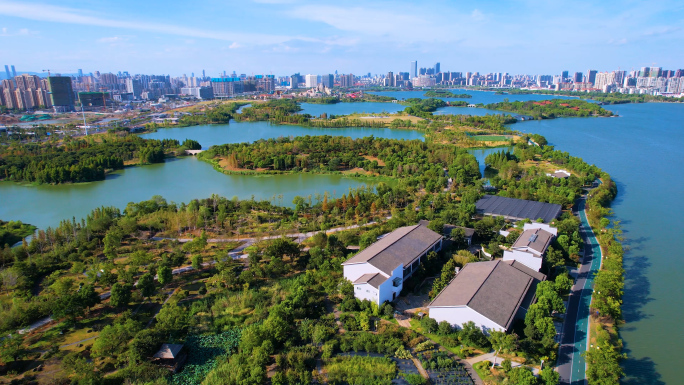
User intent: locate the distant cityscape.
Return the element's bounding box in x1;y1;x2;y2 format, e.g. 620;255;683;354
1;61;683;113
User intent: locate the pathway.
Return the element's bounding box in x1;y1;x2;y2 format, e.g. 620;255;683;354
466;351;539;375
556;194;603;385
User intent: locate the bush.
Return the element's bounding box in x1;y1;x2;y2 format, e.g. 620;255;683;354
420;317;439;334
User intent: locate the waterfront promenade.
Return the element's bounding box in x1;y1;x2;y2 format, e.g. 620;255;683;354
557;194;603;384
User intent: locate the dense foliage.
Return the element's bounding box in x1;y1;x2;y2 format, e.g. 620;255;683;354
0;136;182;184
423;90;472;98
485;99;613;118
0;220;36;247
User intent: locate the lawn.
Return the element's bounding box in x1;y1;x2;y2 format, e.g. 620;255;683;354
470;135;510;141
324;355;397;385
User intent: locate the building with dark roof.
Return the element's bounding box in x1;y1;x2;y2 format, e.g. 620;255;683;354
476;195;562;223
503;223;557;272
342;224;443;305
152;343;187;373
428;260;545;332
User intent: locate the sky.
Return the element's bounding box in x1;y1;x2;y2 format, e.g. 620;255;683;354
0;0;683;77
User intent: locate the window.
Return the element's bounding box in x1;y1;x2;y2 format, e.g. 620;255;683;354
356;287;361;290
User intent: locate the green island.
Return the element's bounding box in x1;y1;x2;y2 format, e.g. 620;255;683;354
488;88;683;104
0;220;37;247
484;99;614;119
0;116;624;385
423;90;472;98
292;93;397;104
0;136;200;184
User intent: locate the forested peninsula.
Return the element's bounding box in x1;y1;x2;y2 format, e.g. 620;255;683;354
0;136;200;184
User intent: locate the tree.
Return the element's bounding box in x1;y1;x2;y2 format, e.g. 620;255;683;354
438;320;453;336
508;366;539;385
110;282;132;308
489;331;517;367
137;273;155;298
459;321;489;348
192;254;203;270
540;367;560;385
157;265;172;286
0;336;24;365
155;301;189;335
450;227;467;249
77;284;101;313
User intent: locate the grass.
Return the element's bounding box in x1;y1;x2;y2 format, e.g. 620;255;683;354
470;135;510;141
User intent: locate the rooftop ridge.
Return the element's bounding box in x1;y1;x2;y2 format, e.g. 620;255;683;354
465;260;500;308
364;224;420;265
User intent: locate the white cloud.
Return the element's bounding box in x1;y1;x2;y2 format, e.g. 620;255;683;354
0;0;291;44
229;42;241;49
98;36;124;43
0;26;38;36
471;9;485;21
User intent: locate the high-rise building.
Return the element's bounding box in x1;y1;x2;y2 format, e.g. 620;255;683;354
649;67;662;78
78;69;83;78
573;72;583;83
10;66;16;77
639;67;650;77
434;63;440;74
587;70;598;85
340;74;355;87
410;61;417;79
3;65;10;80
210;77;243;97
305;74;318;88
125;78;142;99
386;72;395;87
561;70;569;80
320;74;334;88
47;76;75;112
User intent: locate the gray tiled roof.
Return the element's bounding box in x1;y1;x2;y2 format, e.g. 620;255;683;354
429;260;544;330
511;228;554;254
342;224;443;275
354;273;387;289
504;259;547;282
476;195;562;223
154;343;184;359
443;225;476;238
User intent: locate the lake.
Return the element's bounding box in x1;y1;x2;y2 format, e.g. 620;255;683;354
514;103;684;385
0;157;377;230
0;97;680;384
369;89;577;104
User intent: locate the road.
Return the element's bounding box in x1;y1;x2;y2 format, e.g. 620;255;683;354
557;195;603;385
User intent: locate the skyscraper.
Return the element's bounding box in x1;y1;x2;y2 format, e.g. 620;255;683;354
47;76;75;112
305;74;318;88
125;78;142;99
11;65;16;77
561;70;569;80
587;70;598;85
434;62;440;74
78;69;83;78
410;61;417;79
386;72;395;87
573;72;583;83
4;65;10;80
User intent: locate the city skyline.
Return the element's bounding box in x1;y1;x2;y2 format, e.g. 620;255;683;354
0;0;683;76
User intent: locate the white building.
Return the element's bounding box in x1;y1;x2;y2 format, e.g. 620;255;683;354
502;223;556;272
429;260;545;333
342;224;443;305
305;74;318;88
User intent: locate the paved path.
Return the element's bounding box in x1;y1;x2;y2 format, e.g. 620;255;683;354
557;195;603;385
466;351;539;375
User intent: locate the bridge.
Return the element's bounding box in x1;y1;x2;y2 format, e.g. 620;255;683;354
185;150;204;155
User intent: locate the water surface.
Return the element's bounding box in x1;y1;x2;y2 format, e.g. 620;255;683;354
514;103;684;385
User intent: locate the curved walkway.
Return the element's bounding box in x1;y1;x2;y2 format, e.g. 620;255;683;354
557;195;603;385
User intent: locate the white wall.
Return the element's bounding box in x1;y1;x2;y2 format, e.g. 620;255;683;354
343;263;383;283
503;250;543;272
353;282;378;303
523;222;557;236
429;306;506;334
377;265;404;304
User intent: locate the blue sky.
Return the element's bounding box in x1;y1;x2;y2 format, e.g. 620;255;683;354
0;0;682;77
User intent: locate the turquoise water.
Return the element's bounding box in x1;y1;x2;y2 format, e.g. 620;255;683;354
298;102;405;117
370;89;576;104
513;103;684;385
1;96;680;384
0;158;375;230
140;120;424;149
